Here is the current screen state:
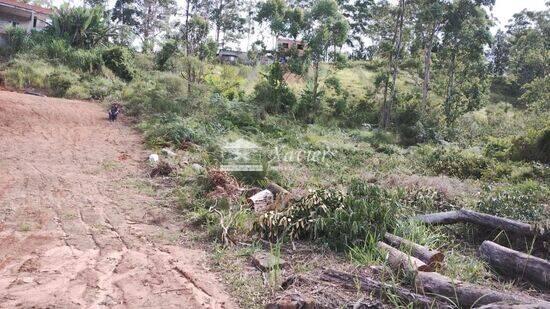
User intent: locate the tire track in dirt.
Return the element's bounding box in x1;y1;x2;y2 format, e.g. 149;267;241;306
0;91;235;308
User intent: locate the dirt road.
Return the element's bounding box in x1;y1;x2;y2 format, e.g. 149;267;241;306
0;91;235;308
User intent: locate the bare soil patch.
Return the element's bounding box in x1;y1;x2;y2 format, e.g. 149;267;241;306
0;91;235;308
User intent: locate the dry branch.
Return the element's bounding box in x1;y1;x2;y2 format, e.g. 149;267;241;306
479;241;550;289
320;269;450;308
384;233;444;268
414;271;548;308
377;241;433;273
415;209;549;241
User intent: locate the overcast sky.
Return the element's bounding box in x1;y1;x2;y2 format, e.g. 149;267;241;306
490;0;547;29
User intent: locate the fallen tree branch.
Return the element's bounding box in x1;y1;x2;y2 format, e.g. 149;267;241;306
414;271;549;308
384;233;444;268
479;240;550;289
321;269;450;308
415;209;549;241
377;241;433;273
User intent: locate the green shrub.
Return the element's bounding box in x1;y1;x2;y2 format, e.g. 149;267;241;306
65;84;91;99
510;127;550;164
48;69;78;97
425;147;491;179
483;137;512;161
2;26;29;57
102;46;136;81
84;76;124;100
253;62;296;114
67;48;103;72
256;182;397;251
476;181;549;223
141;115;213;147
4;56;55;89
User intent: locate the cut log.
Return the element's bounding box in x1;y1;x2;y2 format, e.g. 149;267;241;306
476;300;550;308
415;209;549;241
248;189;274;212
266;182;290;196
414;271;548;308
266;182;291;210
377;241;433;272
479;241;550;289
384;233;444;268
321;269;450;308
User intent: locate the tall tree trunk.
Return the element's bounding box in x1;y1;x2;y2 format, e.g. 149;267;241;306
380;0;406;129
215;0;224;46
185;0;191;95
421;24;436;110
444;49;457;126
312;59;320;113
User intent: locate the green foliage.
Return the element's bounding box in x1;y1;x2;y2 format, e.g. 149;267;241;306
424;146;491;179
520;76;550;111
256;182;397;251
253;62;296;114
483;137;512;161
46;6;110;48
102;46;136;81
2;26;29;57
510;126;550;164
141;114;213;148
476;181;549;223
48;69;79;97
205;66;245;101
3;56;55;89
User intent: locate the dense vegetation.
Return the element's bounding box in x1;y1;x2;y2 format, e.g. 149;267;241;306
0;0;548;306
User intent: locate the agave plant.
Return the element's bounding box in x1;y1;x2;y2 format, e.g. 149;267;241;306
46;5;111;48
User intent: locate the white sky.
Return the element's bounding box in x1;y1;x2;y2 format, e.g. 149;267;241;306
490;0;548;30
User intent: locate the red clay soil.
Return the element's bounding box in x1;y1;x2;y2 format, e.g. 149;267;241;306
0;91;236;308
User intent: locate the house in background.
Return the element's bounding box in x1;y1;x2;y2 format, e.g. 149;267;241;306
217;49;248;64
0;0;51;47
276;38;305;55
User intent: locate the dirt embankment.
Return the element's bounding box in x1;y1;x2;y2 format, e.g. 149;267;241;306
0;91;235;308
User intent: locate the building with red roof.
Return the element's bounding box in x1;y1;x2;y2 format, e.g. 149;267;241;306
0;0;52;46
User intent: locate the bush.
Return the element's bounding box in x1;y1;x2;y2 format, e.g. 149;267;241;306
48;69;78;97
102;46;136;81
510;127;550;164
2;26;29;57
65;84;91;99
476;181;549;223
141;114;213;148
256;182;397;251
4;56;55;89
253;62;296;114
483;137;512;161
84;76;124;100
425;147;491;179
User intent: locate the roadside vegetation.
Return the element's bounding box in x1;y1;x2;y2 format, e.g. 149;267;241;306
0;0;548;307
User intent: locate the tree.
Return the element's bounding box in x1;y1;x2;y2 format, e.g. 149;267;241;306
438;0;493;126
111;0;141;45
304;0;349;110
46;5;111;49
135;0;176;52
489;30;510;76
413;0;448;110
338;0;375;59
506;8;549;89
379;0;406;129
209;0;246;47
256;0;289;39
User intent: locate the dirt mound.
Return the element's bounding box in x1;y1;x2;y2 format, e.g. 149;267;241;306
0;91;235;308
